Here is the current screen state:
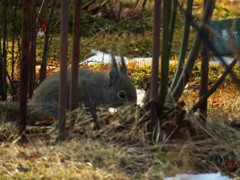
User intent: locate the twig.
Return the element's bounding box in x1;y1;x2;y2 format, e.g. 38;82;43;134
191;58;238;112
82;0;95;10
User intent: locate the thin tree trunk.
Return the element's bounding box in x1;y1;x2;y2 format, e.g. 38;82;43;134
0;35;3;101
58;0;69;141
199;0;210;123
2;0;8;101
40;0;57;83
11;0;19;101
149;0;161;139
36;0;48;24
70;0;82;111
0;35;2;100
170;0;193;90
28;1;36;98
199;42;209;122
19;0;32;133
141;0;147;12
32;1;37;94
158;0;172;116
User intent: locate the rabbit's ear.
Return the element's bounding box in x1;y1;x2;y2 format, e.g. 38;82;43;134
119;52;128;76
109;51;119;87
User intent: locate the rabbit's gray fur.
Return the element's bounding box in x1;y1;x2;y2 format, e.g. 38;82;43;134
30;52;136;116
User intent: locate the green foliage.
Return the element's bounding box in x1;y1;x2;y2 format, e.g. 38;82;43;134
81;60;239;91
50;4;153;37
0;5;22;33
80;12;112;37
213;4;240;19
128;64;152;88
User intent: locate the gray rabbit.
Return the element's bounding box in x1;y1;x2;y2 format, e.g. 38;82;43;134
31;52;136;113
0;52;136;122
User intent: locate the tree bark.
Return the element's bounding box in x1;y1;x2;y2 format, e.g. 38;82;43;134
1;0;8;101
28;1;36;98
19;0;32;133
70;0;82;111
40;0;57;83
58;0;70;141
149;0;161;139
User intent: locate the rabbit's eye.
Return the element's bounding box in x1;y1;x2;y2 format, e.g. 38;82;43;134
118;91;126;100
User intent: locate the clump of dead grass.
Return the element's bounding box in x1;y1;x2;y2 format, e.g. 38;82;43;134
67;103;240;176
0;103;239;179
0;138;131;179
65;104;152;145
0;121;18;142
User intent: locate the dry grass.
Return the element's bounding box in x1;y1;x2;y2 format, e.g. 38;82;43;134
0;138;130;179
1;97;240;179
